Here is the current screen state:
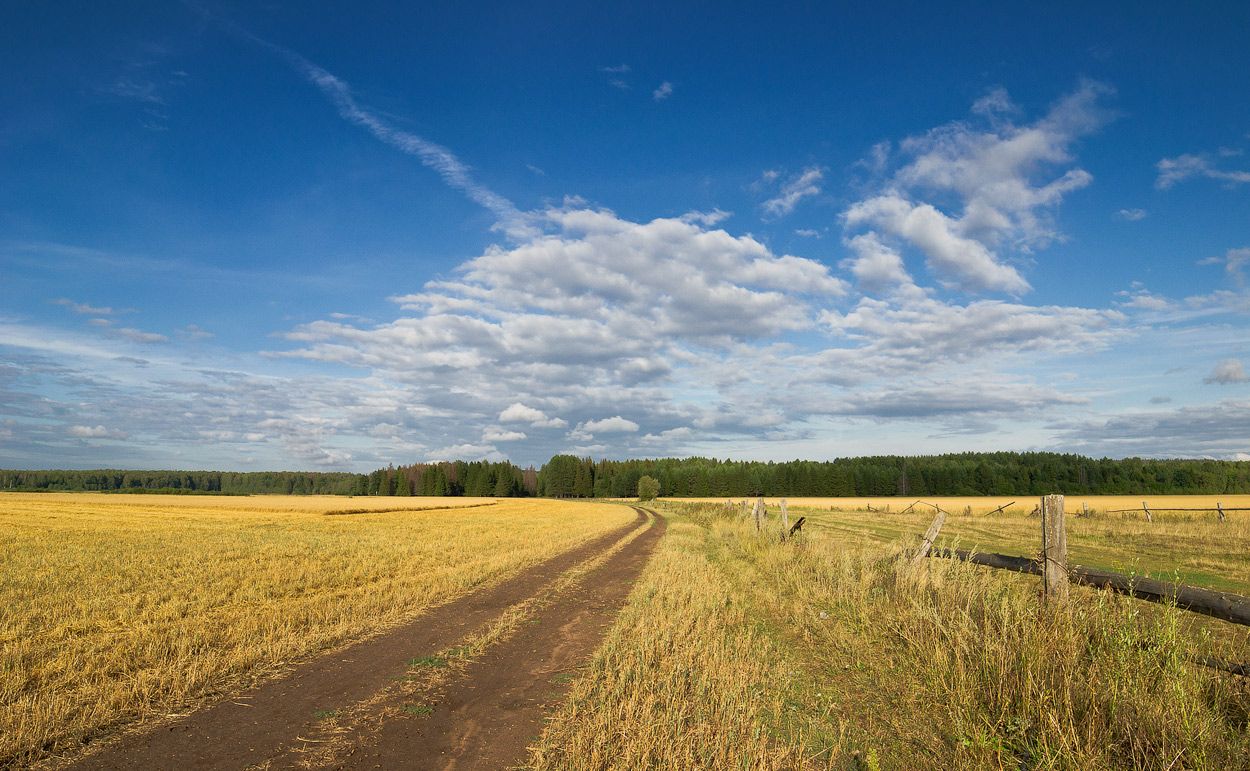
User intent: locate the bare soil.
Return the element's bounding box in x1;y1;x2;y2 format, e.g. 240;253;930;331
60;507;663;771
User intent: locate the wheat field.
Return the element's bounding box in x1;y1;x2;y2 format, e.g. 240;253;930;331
0;493;634;769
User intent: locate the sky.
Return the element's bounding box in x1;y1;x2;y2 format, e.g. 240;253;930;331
2;1;1249;472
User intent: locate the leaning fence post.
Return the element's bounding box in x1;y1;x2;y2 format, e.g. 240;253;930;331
1143;501;1152;523
913;508;946;562
1042;494;1068;604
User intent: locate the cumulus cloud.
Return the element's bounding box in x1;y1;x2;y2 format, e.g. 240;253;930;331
498;403;567;428
844;80;1111;295
1204;358;1250;384
653;81;674;100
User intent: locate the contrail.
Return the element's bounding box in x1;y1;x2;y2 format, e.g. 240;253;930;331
193;5;537;240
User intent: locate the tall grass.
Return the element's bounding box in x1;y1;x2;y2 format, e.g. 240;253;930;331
528;520;820;770
701;501;1250;769
0;494;634;770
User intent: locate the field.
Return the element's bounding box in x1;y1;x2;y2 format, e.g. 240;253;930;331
0;493;636;769
4;493;1249;770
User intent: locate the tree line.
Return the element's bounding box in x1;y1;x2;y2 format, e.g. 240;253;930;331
0;469;361;495
0;462;540;497
7;452;1250;498
534;452;1250;499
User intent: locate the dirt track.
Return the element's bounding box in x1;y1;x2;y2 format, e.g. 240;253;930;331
62;507;664;771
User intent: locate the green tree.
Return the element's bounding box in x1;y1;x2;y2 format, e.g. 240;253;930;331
637;475;660;502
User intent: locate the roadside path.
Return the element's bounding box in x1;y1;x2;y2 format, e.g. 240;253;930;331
64;507;661;771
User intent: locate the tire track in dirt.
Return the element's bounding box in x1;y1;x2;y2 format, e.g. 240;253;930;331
321;508;666;771
61;508;652;771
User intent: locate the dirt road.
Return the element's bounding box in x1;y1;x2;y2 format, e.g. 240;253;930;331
63;507;664;771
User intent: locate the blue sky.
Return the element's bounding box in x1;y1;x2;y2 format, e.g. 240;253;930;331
2;1;1249;472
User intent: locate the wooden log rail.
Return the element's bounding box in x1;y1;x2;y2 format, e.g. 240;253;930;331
929;548;1250;628
1105;506;1248;514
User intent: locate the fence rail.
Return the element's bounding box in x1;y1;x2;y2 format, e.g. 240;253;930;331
927;547;1250;628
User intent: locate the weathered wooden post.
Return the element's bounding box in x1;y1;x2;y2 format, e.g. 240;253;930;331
913;508;946;562
1143;501;1152;523
1041;494;1068;604
740;500;748;518
753;496;764;531
1082;502;1088;517
780;498;789;533
1218;502;1225;523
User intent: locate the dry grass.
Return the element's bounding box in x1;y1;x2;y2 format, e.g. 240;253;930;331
530;503;1250;770
0;493;634;770
528;519;819;770
675;494;1250;517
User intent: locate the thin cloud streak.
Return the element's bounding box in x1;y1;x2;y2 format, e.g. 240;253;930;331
212;12;537;240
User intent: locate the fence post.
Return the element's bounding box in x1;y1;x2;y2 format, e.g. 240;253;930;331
1042;494;1068;604
1143;501;1152;523
780;498;789;533
1082;502;1088;517
753;496;764;531
913;508;946;562
1218;502;1225;523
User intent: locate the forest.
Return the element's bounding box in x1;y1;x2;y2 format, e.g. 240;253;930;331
6;452;1250;498
534;452;1250;499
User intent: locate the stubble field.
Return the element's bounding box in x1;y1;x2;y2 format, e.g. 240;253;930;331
4;493;1249;770
0;493;635;769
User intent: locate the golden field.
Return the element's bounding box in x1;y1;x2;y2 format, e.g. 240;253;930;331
534;503;1250;769
0;493;635;769
670;494;1250;517
673;495;1250;595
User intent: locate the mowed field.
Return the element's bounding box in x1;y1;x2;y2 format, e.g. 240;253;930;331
4;493;1249;770
0;493;636;769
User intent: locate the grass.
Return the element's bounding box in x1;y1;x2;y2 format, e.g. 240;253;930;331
0;493;635;769
7;493;1248;770
528;502;1250;770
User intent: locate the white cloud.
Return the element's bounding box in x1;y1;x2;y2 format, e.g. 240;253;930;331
175;324;214;341
844;81;1110;296
498;403;567;428
68;425;128;440
54;299;134;316
840;233;915;294
1116;208;1147;221
1204;358;1250;384
582;416;639;433
844;195;1030;294
1156;153;1250;189
245;30;538;240
653;81;674;100
482;428;527;442
761;166;824;219
113;327;169;344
